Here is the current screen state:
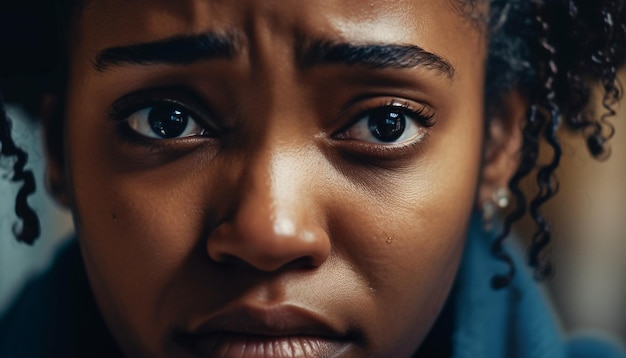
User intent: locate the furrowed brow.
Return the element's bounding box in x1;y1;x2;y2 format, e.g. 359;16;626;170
300;39;455;79
93;33;238;72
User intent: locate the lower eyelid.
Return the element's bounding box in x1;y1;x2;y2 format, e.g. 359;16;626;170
333;132;430;164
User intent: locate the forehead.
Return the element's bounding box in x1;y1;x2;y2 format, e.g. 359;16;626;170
74;0;484;70
75;0;483;31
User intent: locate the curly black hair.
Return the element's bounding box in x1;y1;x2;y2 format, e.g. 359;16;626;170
1;0;625;287
485;0;626;287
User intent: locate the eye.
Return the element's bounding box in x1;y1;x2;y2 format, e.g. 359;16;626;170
337;104;434;145
126;102;208;139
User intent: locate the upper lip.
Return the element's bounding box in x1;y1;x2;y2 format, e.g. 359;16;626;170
183;304;350;340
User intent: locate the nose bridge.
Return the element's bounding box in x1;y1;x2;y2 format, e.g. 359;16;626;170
207;139;330;271
242;145;305;235
236;61;316;240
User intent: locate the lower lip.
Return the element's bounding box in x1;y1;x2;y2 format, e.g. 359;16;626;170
182;333;351;358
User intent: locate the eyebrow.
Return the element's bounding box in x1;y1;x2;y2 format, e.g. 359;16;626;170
94;33;238;72
299;39;455;79
93;32;455;80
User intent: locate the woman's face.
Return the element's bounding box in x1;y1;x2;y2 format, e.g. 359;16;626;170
60;0;487;356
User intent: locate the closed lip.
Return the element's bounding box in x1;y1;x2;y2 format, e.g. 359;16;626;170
175;305;357;357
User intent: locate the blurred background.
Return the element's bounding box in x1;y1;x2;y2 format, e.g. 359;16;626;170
0;72;625;344
0;104;73;314
515;72;626;343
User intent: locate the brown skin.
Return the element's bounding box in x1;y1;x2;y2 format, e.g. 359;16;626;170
45;0;524;357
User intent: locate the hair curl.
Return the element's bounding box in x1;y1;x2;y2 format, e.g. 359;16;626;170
484;0;626;288
0;95;39;243
0;0;625;288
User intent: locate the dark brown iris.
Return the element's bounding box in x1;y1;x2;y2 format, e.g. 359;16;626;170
368;109;406;142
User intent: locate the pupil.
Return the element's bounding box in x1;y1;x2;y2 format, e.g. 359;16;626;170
148;104;188;138
368;110;406;142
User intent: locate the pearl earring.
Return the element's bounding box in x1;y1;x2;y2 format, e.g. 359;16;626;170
482;187;510;230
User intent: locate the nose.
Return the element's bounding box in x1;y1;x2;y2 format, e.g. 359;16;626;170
206;148;331;272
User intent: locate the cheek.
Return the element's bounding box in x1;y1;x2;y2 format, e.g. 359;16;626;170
64;97;217;348
329;107;484;353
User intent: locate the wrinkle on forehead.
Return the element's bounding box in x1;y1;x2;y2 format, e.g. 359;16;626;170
76;0;487;16
72;0;487;81
74;0;488;35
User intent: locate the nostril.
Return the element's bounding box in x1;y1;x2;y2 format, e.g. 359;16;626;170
209;250;319;272
208;252;243;266
287;256;319;270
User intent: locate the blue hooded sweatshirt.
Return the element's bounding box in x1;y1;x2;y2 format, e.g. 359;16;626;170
452;214;625;358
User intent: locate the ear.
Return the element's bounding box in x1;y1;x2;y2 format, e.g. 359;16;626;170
477;90;526;209
41;93;70;208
